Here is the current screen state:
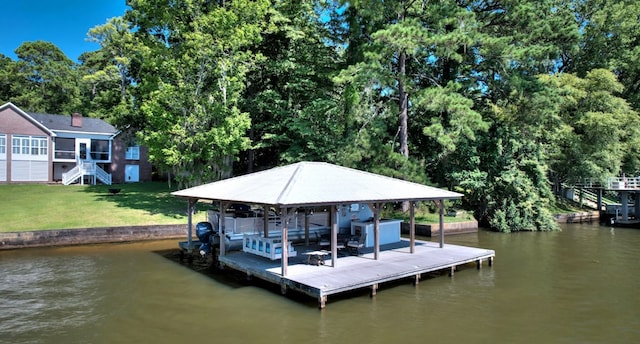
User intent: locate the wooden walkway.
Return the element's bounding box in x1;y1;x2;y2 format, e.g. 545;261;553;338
218;239;495;308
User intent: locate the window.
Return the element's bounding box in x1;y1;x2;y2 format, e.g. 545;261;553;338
54;138;75;159
11;135;47;159
12;136;24;155
125;146;140;160
0;135;5;154
21;137;30;154
29;137;47;156
90;140;110;160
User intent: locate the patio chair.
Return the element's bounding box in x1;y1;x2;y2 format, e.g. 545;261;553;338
347;233;366;255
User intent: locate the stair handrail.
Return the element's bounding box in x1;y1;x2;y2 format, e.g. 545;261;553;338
94;164;112;185
62;165;81;185
561;183;618;210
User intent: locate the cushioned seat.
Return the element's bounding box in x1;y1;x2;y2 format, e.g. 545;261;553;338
347;234;366;255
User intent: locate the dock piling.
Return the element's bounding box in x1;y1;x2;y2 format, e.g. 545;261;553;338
319;296;327;309
370;284;379;297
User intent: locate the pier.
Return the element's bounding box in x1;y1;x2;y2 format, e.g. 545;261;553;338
173;162;496;308
218;239;495;308
573;176;640;226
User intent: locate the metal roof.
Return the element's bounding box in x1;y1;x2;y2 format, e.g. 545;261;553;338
28;112;117;135
172;161;462;207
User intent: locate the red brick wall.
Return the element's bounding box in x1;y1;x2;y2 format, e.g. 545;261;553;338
110;138;153;183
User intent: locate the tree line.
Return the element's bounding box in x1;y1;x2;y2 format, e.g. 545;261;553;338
1;0;639;232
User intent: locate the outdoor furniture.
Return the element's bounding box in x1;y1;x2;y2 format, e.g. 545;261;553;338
242;234;297;260
347;234;366;255
319;234;330;249
303;250;330;265
319;233;349;255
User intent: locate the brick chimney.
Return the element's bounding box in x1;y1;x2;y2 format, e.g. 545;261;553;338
71;112;82;127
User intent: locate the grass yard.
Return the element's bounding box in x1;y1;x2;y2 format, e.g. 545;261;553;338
383;202;476;224
0;182;210;232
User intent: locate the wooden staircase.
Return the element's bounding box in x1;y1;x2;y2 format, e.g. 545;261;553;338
62;161;112;185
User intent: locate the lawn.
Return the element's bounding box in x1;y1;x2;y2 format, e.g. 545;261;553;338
384;204;476;224
0;182;210;232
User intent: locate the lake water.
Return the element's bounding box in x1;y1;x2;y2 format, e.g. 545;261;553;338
1;223;639;344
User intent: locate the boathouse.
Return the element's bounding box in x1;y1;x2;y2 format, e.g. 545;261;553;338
173;162;495;308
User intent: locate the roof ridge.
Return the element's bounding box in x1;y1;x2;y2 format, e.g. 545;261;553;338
276;162;306;205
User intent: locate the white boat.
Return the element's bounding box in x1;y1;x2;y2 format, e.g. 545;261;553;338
181;202;403;261
206;203;375;251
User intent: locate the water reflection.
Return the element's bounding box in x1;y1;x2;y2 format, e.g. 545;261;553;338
1;224;640;343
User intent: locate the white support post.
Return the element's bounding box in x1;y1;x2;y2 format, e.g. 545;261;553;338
438;200;445;248
410;202;415;254
367;202;382;260
331;206;338;267
219;201;227;256
304;208;310;246
280;207;292;276
263;205;269;238
187;199;195;249
621;191;629;221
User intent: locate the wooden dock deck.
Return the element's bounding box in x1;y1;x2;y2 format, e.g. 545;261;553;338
218;239;495;308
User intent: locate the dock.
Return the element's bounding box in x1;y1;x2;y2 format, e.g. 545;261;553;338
218;239;495;308
172;162;495;308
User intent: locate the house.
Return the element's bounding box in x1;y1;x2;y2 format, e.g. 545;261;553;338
0;102;152;184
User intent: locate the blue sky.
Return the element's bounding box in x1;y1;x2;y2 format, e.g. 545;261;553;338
1;0;129;62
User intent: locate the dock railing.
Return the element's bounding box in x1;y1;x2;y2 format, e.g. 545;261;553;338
562;183;618;210
607;176;640;190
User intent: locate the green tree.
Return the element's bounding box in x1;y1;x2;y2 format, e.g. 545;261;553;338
240;0;343;172
79;17;137;126
9;41;80;114
428;0;578;231
572;0;640;109
335;0;488;183
0;54;18;103
126;0;270;187
542;69;639;184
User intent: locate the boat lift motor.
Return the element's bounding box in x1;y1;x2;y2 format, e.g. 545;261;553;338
196;222;215;258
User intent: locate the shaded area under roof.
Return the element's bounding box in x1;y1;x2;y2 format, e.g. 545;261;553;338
172;161;462;207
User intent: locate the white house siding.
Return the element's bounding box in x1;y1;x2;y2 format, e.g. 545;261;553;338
0;160;6;181
0;134;5;181
11;160;48;181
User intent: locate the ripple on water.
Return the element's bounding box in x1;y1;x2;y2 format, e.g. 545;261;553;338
0;254;104;342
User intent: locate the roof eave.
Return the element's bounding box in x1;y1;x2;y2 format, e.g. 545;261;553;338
171;195;462;208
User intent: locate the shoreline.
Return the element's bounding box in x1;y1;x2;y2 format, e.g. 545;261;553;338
401;220;479;236
0;224;187;250
0;211;601;250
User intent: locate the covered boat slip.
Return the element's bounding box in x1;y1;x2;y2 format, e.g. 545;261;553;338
172;161;495;307
218;239;495;308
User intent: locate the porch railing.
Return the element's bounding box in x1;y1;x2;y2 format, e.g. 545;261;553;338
62;162;112;185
